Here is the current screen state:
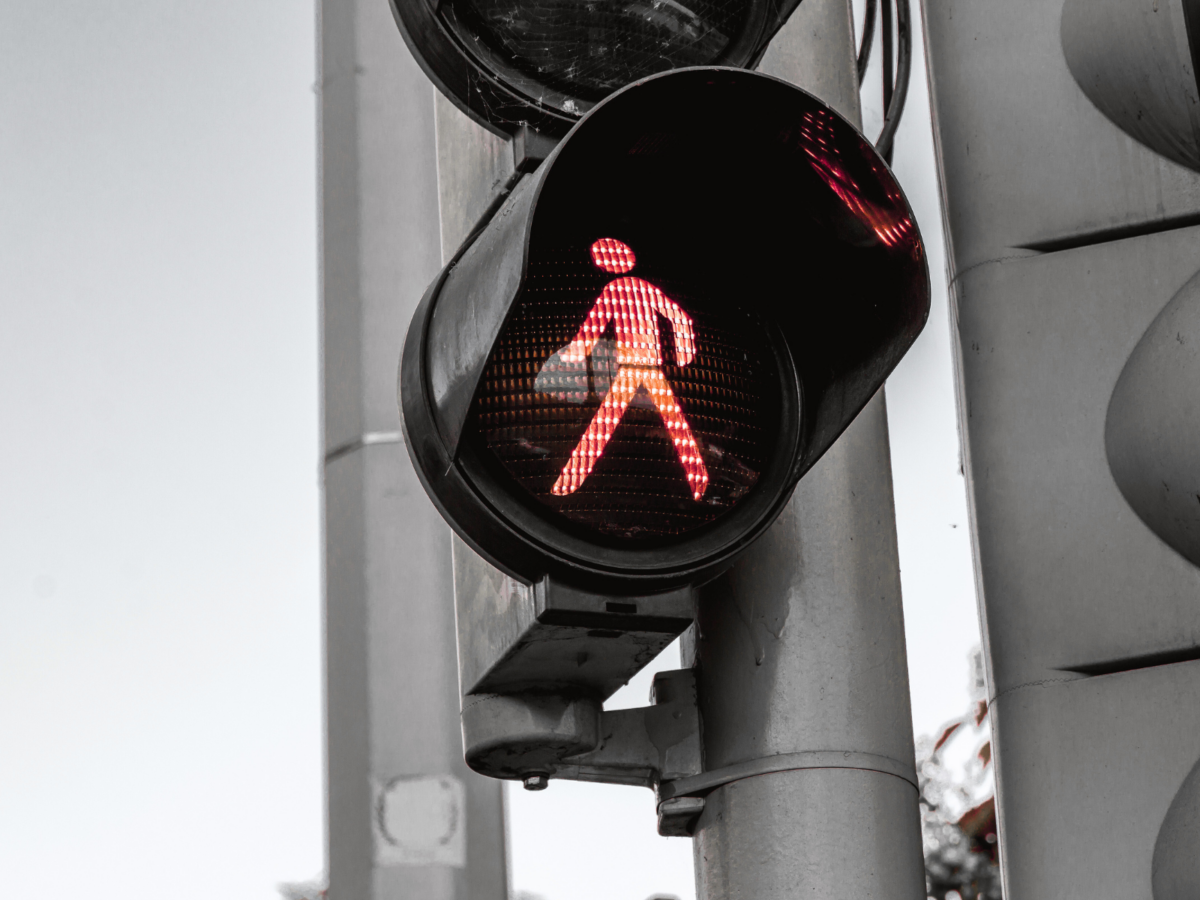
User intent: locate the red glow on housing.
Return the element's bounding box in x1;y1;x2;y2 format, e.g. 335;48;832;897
799;110;913;248
551;263;709;501
590;237;637;274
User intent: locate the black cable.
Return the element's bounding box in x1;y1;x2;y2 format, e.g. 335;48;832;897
875;0;912;163
881;0;894;124
857;0;877;85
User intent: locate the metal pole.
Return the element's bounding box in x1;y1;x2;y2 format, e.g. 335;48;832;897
689;2;926;896
319;0;508;896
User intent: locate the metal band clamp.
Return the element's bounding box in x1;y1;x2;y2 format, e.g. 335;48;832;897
657;749;918;801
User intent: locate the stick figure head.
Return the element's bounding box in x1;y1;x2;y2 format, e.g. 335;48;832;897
590;237;636;274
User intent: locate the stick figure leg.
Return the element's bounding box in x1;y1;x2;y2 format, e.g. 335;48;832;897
552;367;638;496
641;368;709;500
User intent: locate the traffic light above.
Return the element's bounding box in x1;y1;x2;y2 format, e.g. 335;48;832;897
389;0;805;135
400;67;929;594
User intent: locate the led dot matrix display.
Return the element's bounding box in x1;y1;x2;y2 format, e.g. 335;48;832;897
471;237;780;543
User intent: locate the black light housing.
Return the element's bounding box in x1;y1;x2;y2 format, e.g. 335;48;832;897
389;0;806;136
399;67;929;594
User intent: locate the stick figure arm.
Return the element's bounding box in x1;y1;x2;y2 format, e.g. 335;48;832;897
653;293;697;366
559;297;615;362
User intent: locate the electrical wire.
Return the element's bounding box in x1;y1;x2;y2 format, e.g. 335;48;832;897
858;0;913;163
857;0;877;84
875;0;911;163
881;0;894;122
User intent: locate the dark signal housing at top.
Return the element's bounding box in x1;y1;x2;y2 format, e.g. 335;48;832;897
388;0;806;136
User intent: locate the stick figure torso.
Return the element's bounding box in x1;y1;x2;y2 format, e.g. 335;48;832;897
552;238;710;501
558;278;696;368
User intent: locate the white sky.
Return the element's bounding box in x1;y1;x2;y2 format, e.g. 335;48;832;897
0;2;980;899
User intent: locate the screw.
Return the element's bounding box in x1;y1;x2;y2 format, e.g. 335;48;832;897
522;773;549;791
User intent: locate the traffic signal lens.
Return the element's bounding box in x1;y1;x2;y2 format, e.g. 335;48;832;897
470;238;781;543
442;0;754;103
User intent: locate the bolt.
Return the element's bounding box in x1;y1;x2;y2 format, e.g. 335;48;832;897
523;773;549;791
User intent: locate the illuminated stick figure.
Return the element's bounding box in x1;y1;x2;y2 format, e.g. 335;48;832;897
551;238;709;501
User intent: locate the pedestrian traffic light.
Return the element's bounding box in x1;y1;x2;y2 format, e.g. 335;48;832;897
400;67;929;597
388;0;806;136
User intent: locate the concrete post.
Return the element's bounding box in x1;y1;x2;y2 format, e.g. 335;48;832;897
689;2;927;897
319;1;508;897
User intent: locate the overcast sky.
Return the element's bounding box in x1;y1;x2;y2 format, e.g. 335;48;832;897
0;2;979;899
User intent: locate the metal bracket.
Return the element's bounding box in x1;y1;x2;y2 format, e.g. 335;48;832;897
656;795;707;838
460;669;701;806
512;124;559;174
556;668;701;789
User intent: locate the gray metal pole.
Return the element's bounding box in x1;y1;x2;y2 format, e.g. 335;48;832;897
689;2;927;896
319;1;508;897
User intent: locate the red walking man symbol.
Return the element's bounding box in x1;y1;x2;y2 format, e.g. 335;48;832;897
552;238;709;501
